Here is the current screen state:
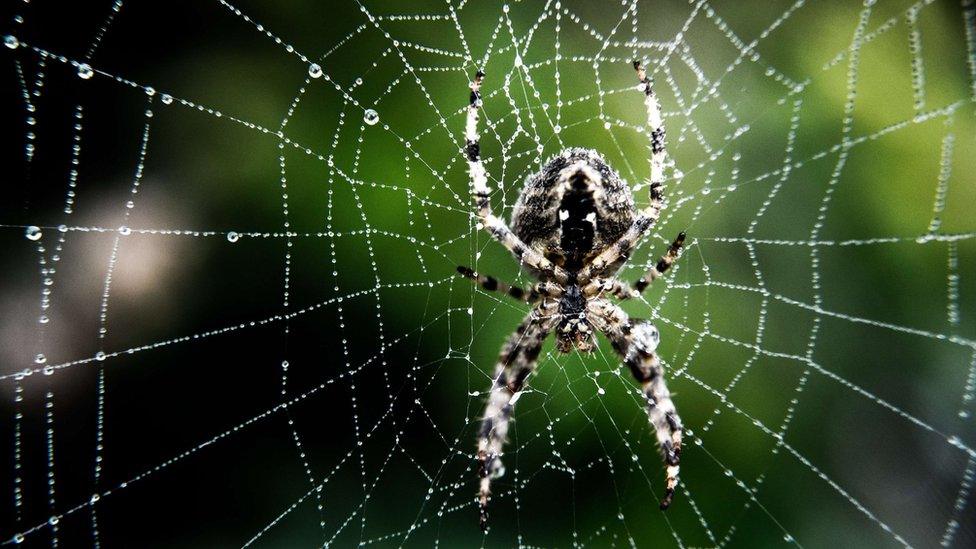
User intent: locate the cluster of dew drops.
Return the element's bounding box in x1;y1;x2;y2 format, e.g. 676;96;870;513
22;223;112;376
307;61;379;126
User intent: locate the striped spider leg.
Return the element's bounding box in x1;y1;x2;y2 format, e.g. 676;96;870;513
465;70;570;285
578;60;672;284
588;298;682;509
456;266;562;304
475;300;559;530
583;231;686;299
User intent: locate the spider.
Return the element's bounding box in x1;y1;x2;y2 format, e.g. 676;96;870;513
458;61;686;531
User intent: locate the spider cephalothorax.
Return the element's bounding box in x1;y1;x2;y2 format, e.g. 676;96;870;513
459;63;686;530
555;283;593;353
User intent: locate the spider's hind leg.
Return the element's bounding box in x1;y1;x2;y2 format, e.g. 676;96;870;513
476;309;553;530
590;300;683;509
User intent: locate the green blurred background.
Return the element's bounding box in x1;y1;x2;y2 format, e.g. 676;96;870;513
1;0;974;547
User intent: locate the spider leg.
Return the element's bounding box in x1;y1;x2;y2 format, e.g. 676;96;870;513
634;59;668;210
476;306;555;530
634;231;686;293
579;61;671;282
465;71;569;284
456;266;561;303
589;299;683;510
582;277;638;300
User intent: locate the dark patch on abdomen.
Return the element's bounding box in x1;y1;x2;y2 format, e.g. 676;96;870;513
560;174;596;270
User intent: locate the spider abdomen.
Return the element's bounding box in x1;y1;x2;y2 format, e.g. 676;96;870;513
511;148;636;274
559;173;597;270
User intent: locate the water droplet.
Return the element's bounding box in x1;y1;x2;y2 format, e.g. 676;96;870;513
161;94;173;105
95;351;106;362
308;63;322;78
783;533;794;543
12;533;24;544
25;226;42;241
34;353;46;364
226;231;240;243
48;516;58;526
43;366;53;376
503;4;510;13
90;494;100;504
118;226;131;236
145;86;155;97
4;35;19;49
553;124;562;134
363;109;379;125
77;63;94;80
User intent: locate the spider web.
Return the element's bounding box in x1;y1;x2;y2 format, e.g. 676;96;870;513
2;0;975;546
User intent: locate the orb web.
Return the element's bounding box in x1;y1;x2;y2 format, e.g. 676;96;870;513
2;0;975;546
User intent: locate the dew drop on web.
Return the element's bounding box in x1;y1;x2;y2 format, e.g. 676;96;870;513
363;109;380;126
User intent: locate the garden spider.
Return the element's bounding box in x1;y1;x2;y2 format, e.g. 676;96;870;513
459;62;686;530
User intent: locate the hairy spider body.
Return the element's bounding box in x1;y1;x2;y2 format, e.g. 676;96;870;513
461;63;686;530
512;149;642;353
511;148;636;271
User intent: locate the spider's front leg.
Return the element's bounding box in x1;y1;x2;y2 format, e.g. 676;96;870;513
589;299;683;509
580;61;673;283
464;70;568;284
634;59;668;214
476;305;555;530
